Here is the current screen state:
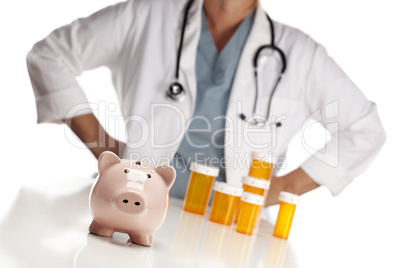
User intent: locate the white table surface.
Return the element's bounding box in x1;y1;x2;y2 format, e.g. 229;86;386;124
0;176;295;268
1;172;401;268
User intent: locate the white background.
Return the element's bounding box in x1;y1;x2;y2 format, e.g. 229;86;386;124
0;0;401;267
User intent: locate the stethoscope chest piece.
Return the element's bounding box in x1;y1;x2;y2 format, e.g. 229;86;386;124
167;82;185;101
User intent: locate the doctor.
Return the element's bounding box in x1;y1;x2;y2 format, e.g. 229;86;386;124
27;0;385;205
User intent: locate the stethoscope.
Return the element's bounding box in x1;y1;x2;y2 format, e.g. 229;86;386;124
167;0;287;128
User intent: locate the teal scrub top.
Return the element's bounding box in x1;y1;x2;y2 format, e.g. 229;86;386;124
170;9;255;199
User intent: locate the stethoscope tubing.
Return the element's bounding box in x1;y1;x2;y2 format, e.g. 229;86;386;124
174;0;195;81
169;0;287;127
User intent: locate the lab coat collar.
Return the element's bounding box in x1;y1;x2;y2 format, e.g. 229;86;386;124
226;3;273;118
225;4;274;187
178;1;274;186
179;1;271;114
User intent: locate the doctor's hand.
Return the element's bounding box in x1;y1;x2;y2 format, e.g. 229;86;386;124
265;168;320;206
65;113;126;159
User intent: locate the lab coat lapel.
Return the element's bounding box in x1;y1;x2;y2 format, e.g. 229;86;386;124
145;0;202;163
225;5;273;186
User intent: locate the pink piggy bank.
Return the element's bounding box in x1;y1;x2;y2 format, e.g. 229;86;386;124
89;151;176;246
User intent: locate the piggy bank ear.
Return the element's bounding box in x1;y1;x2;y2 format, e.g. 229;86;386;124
98;151;121;174
155;165;176;190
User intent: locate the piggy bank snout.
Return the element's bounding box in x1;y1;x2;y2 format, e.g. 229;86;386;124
115;192;146;214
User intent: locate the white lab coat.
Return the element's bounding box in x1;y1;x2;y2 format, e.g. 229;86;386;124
27;0;385;195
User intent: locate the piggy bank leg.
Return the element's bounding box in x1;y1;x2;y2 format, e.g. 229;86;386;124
89;220;115;237
129;233;154;246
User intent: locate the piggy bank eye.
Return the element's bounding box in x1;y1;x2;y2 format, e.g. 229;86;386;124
124;169;130;174
147;174;151;178
135;161;141;165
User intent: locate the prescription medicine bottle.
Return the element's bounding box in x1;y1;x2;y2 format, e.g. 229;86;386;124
242;176;271;196
248;151;275;180
209;182;243;225
236;192;264;235
234;176;270;223
273;192;300;239
183;163;220;215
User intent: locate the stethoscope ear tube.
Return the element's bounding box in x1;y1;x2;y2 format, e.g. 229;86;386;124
243;13;287;127
253;45;287;74
249;44;286;127
166;0;194;102
174;0;195;80
238;113;282;128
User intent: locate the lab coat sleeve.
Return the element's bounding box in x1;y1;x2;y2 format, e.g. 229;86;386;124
26;0;134;123
300;43;386;196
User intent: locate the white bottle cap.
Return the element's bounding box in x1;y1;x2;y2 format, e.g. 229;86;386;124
213;182;243;197
242;176;271;189
190;162;220;177
278;192;300;205
251;151;276;164
240;192;264;206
